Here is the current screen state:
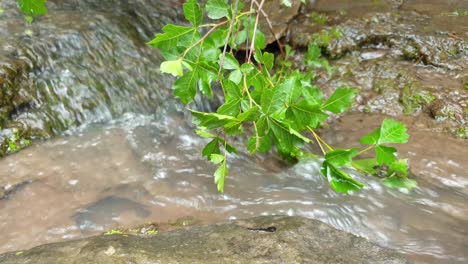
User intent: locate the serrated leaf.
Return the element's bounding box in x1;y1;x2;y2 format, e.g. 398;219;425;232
183;0;203;26
389;159;409;178
254;51;274;70
148;24;196;47
269;118;308;155
195;130;216;138
279;74;302;105
286;100;328;130
202;139;220;159
321;160;364;193
174;69;198;104
190;110;238;129
321;86;356;113
210;154;225;164
237;106;261;122
351;158;379;175
214;159;228;192
325;148;358;167
160;59;184;77
302;85;323;106
217;99;241;116
224;142;238;154
360;128;381;145
18;0;47;16
228;69;242;84
261;86;286;115
219;53;240;70
375;145;397;165
378;119;409;144
306;43;321;61
383;176;417;190
247;134;272;154
240;63;255;73
206;0;229;19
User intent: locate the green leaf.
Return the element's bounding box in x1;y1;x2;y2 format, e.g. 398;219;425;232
219;53;240;70
389;159;409;178
213;158;228;192
375;145;397;165
206;0;229;19
228;69;242;84
0;8;4;15
378;119;409;144
217;99;241;116
148;24;196;48
217;81;242;116
302;85;323;106
237;106;261;122
174;70;198;104
210;154;225;164
360;128;380;145
306;43;321;61
351;158;379;175
281;0;292;7
279;74;302;105
321;161;364;193
190;110;238;129
269;118;308;155
383;176;417;190
195;130;216;138
160;59;184;77
202;139;220;159
18;0;47;16
321;86;356;113
240;63;255;74
252;30;266;50
183;0;203;27
247;134;272;154
261;86;286;115
286;100;328;130
325;148;358;167
25;15;33;23
254;51;274;70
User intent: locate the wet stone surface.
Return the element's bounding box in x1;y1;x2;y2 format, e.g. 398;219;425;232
0;216;411;264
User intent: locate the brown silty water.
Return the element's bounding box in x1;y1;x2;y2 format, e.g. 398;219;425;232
0;0;467;263
0;111;467;263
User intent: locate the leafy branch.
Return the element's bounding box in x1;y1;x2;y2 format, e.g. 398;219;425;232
151;0;415;193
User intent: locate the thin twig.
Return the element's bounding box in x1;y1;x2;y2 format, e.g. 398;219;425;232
252;0;284;57
219;0;241;76
308;127;333;151
247;0;266;63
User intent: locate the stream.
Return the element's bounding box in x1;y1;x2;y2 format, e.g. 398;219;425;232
1;111;467;263
0;0;467;263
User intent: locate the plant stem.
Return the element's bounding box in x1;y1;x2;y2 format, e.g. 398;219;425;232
357;145;374;156
219;0;240;75
308;127;333;151
247;0;266;63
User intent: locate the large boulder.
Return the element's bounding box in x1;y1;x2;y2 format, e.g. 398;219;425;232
0;215;410;264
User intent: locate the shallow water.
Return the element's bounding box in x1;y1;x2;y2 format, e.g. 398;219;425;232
0;111;466;263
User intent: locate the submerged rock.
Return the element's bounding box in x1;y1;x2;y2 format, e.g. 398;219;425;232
0;215;410;264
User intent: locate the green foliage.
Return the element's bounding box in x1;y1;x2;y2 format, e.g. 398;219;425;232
150;0;414;193
17;0;47;21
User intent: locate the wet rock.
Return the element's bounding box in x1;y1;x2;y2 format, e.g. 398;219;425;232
429;99;466;125
74;196;151;232
0;0;179;156
0;215;411;264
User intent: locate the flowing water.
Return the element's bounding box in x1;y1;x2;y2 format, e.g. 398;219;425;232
0;0;467;263
1;111;467;263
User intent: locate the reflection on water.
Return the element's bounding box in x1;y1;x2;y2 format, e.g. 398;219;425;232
0;112;467;263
